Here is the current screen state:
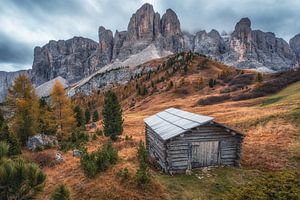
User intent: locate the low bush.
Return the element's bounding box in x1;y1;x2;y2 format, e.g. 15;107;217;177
0;157;46;199
135;141;150;188
80;153;97;178
174;87;189;95
80;142;118;178
125;135;133;141
225;171;300;200
59;130;89;152
227;73;255;86
95;128;103;136
117;167;130;182
51;184;70;200
92;134;97;141
32;152;55;168
233;69;300;101
198;94;231;106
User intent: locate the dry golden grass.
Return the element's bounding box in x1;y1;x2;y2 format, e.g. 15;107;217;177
242;120;296;170
30;56;300;199
31;83;299;199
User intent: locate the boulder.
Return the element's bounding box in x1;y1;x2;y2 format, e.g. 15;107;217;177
55;152;64;163
72;149;82;157
27;134;58;151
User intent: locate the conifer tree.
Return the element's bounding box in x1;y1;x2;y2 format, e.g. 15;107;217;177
74;105;85;128
256;72;263;83
6;74;39;145
85;109;91;124
102;91;123;141
92;110;99;122
50;80;76;141
38;98;56;135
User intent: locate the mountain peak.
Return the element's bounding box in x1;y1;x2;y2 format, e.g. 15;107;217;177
138;3;154;10
161;8;181;37
234;17;252;32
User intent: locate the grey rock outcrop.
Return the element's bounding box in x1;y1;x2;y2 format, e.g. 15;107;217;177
73;67;131;96
224;18;296;70
113;4;184;60
127;3;156;41
290;33;300;64
98;26;114;63
31;37;98;86
189;17;297;71
161;9;181;37
193;29;226;57
27;134;58;151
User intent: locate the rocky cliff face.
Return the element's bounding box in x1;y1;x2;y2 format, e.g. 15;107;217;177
31;37;98;85
290;34;300;65
30;3;298;89
1;3;300;102
112;3;184;61
29;3;184;88
186;17;297;72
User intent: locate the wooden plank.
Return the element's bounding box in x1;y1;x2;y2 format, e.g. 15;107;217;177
191;141;219;167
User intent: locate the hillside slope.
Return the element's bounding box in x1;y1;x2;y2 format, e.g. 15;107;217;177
26;53;300;199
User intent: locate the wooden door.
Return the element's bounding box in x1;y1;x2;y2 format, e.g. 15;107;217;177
191;141;219;167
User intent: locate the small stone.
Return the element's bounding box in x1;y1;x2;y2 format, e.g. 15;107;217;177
72;149;82;157
55;152;64;163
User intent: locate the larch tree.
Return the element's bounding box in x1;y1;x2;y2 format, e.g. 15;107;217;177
50;80;75;141
102;91;123;141
6;74;39;145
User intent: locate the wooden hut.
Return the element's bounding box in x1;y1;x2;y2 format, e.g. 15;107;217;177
144;108;244;174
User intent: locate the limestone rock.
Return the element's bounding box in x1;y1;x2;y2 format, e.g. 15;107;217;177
98;26;113;63
127;3;156;41
290;33;300;64
27;134;58;151
31;37;98;86
161;8;181;37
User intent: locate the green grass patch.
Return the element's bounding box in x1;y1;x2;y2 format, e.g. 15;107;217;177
261;96;285;106
262;81;300;107
156;167;263;200
156;168;300;200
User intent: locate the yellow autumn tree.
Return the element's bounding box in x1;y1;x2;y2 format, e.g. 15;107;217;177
6;74;39;145
50;80;75;140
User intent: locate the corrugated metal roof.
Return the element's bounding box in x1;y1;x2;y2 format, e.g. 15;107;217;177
144;108;214;141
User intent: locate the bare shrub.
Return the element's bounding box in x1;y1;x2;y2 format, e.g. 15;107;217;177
198;94;231;106
32;151;56;168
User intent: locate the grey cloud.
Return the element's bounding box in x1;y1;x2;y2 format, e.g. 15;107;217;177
0;32;32;64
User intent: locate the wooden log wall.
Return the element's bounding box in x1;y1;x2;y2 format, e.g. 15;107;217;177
165;122;243;173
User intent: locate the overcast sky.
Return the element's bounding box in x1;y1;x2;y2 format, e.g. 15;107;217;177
1;0;300;72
